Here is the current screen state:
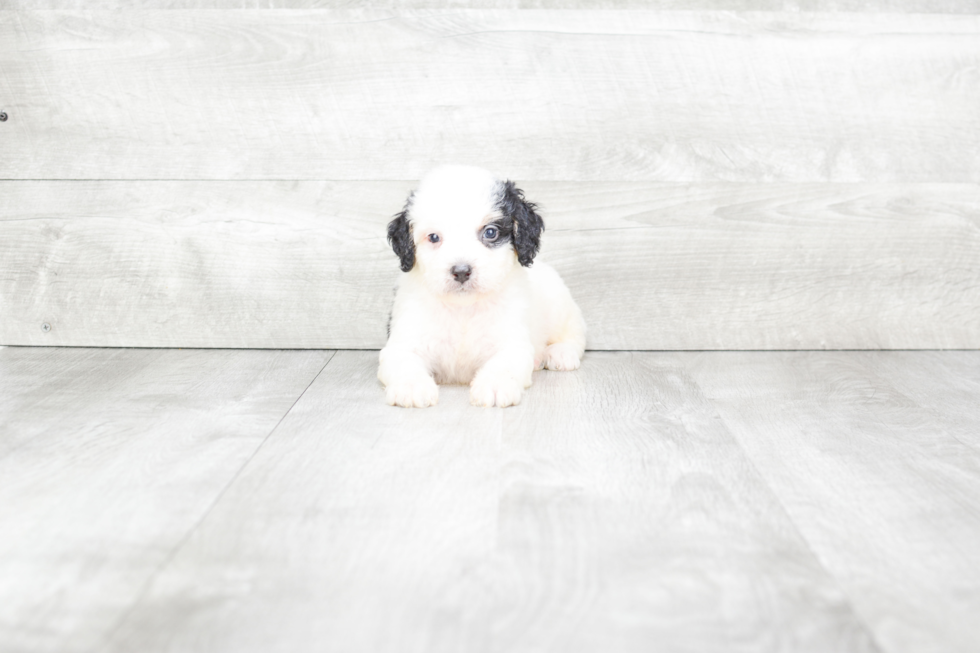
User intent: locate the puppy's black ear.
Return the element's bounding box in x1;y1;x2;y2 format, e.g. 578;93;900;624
387;198;415;273
499;180;544;267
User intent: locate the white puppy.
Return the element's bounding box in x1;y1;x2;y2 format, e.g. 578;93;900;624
378;165;586;408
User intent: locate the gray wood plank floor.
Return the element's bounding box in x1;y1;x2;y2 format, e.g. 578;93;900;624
2;347;979;652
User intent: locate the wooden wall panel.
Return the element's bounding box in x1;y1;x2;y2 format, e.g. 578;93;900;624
0;181;412;348
6;1;980;13
2;181;977;349
1;10;978;181
2;7;977;349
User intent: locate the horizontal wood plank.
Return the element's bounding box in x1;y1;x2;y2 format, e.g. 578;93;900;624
0;180;414;348
6;1;980;11
1;180;977;349
1;10;978;181
102;351;877;653
0;347;332;653
686;350;980;652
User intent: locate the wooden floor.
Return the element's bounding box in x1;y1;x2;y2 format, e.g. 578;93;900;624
1;347;979;653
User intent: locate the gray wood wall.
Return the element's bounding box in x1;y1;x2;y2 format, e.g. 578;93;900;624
1;4;978;349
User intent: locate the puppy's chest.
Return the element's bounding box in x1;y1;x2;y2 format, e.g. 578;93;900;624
423;304;505;384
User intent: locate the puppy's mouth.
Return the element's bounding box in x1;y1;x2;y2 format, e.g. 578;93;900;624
448;279;476;294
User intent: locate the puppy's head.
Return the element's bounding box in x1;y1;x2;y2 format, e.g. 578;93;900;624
387;166;544;298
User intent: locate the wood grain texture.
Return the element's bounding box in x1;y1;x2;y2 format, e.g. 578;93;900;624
0;347;332;653
6;1;980;11
103;350;509;653
686;350;980;653
5;349;978;652
0;180;413;348
855;352;980;452
1;10;978;181
2;181;977;349
102;350;878;653
455;352;877;652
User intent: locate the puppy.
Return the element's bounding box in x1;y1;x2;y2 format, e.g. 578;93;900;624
378;165;586;408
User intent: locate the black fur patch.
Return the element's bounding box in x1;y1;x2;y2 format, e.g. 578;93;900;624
480;219;514;249
386;285;394;338
386;194;415;272
496;180;544;267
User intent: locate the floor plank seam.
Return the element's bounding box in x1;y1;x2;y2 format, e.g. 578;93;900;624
0;348;131;465
699;391;890;653
90;350;338;653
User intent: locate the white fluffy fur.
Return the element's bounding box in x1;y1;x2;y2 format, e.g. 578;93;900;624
378;165;586;408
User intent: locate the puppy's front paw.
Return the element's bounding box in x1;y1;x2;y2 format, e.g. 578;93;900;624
470;375;523;408
543;342;582;371
385;376;439;408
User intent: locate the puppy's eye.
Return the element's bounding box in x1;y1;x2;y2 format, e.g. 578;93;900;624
427;233;440;244
482;226;498;241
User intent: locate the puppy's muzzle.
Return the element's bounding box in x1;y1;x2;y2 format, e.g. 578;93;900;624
451;264;472;284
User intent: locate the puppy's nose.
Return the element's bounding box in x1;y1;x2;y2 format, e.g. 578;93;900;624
451;264;472;284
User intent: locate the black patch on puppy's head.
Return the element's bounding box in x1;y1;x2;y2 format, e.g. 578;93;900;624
480;218;514;249
387;194;415;272
496;180;544;267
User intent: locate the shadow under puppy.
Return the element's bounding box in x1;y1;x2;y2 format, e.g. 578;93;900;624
379;165;586;408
